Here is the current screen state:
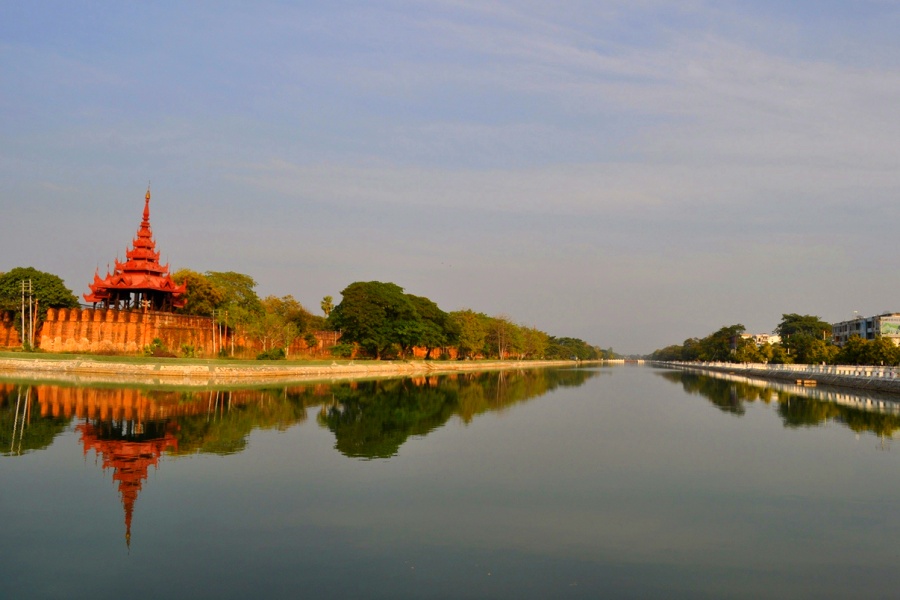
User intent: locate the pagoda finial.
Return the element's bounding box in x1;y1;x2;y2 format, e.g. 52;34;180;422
143;185;151;223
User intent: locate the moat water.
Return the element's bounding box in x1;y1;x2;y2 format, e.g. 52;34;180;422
3;365;900;599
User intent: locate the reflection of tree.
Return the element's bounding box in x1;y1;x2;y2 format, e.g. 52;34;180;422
170;388;320;455
662;372;770;416
0;384;71;456
660;370;900;438
777;398;900;437
318;380;457;459
319;368;598;459
776;397;840;428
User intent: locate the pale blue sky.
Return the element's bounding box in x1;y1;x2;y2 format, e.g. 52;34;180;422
2;1;899;354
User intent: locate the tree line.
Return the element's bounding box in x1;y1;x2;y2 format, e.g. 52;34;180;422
0;267;610;360
649;313;900;366
325;281;610;361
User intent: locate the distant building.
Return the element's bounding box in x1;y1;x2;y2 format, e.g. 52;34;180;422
750;333;780;346
731;333;781;349
832;313;900;346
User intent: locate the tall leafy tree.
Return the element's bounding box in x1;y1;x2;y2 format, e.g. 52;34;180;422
484;315;523;359
775;314;834;364
327;281;420;359
172;269;224;316
205;271;263;344
775;314;832;339
0;267;79;330
521;327;550;359
546;336;601;360
407;295;455;359
450;309;488;359
697;324;745;362
320;296;334;317
205;271;263;316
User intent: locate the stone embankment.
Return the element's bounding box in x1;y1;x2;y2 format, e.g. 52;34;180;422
0;356;591;387
656;361;900;394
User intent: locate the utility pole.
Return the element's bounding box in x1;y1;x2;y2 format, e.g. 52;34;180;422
20;281;25;348
31;297;38;348
20;280;33;350
212;309;218;356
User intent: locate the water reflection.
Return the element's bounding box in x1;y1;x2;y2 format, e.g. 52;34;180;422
1;368;596;548
77;419;178;547
319;369;594;459
659;368;900;439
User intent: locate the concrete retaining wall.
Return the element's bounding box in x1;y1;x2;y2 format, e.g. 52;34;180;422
0;357;589;387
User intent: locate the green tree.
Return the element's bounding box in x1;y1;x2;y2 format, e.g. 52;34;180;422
732;337;765;363
327;281;420;359
546;336;600;360
697;324;745;362
775;313;832;340
521;327;550;359
172;269;224;316
837;336;900;366
0;267;79;314
0;267;79;342
205;271;263;349
483;315;520;359
450;309;488;359
775;314;834;364
321;296;334;317
205;271;263;316
407;295;455;359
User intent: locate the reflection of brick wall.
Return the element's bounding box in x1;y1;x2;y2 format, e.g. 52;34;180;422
0;382;331;421
38;308;215;354
0;311;21;347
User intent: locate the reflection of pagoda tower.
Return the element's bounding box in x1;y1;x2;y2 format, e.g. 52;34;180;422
78;419;178;548
84;188;186;311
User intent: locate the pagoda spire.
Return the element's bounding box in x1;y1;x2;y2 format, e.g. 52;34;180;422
143;186;151;225
84;187;187;311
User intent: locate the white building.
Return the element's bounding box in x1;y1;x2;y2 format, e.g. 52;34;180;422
832;313;900;346
735;333;782;347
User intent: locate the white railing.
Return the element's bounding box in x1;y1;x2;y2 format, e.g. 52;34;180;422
664;361;900;380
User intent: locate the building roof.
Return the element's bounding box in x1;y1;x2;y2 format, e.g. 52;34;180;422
84;189;186;308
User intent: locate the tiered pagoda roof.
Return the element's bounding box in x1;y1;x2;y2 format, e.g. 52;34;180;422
85;189;186;311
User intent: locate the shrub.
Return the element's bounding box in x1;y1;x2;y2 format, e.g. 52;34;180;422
256;347;286;360
330;343;354;358
144;338;176;358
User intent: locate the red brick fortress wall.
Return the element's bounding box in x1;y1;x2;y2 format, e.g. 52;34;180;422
39;308;215;354
0;311;22;348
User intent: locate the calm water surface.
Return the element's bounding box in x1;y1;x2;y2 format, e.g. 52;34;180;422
3;365;900;599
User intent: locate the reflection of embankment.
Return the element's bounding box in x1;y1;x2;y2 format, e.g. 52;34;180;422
658;369;900;438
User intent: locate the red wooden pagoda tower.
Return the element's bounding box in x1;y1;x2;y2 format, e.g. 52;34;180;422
85;188;186;311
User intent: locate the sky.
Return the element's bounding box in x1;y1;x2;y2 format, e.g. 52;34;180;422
2;1;900;355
